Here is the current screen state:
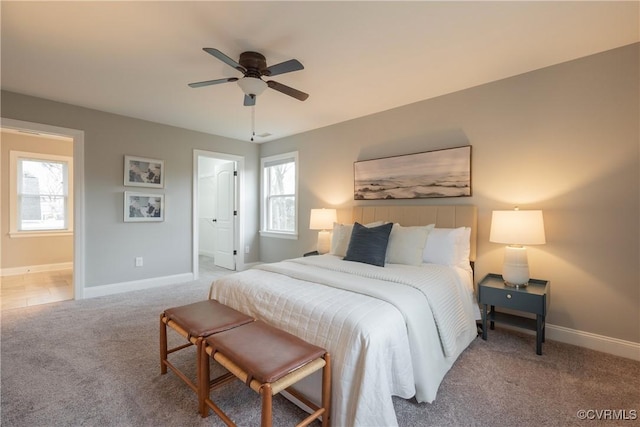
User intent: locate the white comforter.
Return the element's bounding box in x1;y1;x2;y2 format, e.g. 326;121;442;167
208;255;478;427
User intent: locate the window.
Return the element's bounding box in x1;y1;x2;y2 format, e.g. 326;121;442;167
260;151;298;238
9;151;73;237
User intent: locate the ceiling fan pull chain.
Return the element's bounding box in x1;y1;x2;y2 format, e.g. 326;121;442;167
251;102;256;142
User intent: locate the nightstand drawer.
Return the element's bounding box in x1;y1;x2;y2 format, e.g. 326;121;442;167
480;286;545;315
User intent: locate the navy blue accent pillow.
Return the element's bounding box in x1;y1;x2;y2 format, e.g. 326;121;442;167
344;222;393;267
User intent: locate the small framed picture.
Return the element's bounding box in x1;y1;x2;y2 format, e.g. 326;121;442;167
124;192;164;222
124;155;164;188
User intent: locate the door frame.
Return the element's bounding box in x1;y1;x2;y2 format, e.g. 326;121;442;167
193;149;245;279
1;118;85;299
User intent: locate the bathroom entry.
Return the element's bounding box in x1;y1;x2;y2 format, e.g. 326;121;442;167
197;155;236;271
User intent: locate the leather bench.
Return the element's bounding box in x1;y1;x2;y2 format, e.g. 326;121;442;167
160;300;254;399
199;320;331;427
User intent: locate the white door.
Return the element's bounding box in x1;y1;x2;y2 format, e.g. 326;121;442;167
198;173;217;258
213;161;236;270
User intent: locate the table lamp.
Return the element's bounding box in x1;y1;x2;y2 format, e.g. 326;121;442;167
309;208;337;254
489;208;546;287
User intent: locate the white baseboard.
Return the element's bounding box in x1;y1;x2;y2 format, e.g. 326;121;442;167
494;322;640;361
198;250;216;258
83;273;194;299
1;262;73;277
546;324;640;361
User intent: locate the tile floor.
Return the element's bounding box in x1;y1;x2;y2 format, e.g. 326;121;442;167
1;256;233;311
199;255;232;275
1;269;74;310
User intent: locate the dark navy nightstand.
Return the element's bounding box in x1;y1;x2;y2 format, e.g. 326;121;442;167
478;273;550;355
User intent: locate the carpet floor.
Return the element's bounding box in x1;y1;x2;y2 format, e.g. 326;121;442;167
1;275;638;426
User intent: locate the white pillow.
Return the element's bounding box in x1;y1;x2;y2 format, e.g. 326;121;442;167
457;227;472;270
330;221;385;257
386;223;434;265
422;227;471;268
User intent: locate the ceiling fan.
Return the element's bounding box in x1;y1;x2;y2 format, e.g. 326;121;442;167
188;48;309;106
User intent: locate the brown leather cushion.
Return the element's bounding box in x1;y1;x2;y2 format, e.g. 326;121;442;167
164;299;254;339
205;320;326;384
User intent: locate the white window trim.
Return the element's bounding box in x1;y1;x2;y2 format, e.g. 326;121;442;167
9;150;74;238
260;151;298;239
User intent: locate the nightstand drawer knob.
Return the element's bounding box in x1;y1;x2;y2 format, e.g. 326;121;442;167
506;294;512;299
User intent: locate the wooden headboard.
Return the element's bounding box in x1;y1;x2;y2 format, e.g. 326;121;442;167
352;205;478;261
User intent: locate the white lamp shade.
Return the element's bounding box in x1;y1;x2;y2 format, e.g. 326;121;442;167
309;208;337;230
489;210;546;245
237;77;268;96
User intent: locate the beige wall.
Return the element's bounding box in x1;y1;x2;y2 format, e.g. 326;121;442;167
1;131;74;269
260;43;640;344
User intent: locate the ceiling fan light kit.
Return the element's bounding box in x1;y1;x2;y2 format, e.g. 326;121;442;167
237;77;267;97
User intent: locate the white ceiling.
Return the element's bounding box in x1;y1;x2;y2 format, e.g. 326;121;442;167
2;1;638;143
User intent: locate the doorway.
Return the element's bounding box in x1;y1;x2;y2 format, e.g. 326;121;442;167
193;150;244;280
0;118;85;307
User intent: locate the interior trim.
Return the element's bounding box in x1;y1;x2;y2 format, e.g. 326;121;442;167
1;118;85;299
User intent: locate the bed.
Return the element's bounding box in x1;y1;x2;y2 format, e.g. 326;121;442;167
208;205;479;427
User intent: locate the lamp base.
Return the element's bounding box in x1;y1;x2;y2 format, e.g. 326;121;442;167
316;230;331;255
501;245;530;287
503;280;529;289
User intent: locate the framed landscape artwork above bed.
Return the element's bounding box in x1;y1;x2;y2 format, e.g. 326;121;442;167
354;145;471;200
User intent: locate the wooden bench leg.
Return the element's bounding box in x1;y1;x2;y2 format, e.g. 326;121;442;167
260;383;273;427
198;341;211;418
195;337;206;415
322;353;331;427
199;344;236;425
160;316;201;393
160;314;168;374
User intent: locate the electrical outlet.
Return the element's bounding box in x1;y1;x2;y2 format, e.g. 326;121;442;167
135;257;143;267
245;246;250;254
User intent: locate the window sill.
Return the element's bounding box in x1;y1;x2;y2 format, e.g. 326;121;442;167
259;230;298;240
9;230;73;238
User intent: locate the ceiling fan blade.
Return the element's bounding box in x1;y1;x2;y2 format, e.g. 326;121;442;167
266;80;309;101
188;77;238;88
203;48;247;74
263;59;304;77
244;94;256;106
